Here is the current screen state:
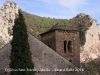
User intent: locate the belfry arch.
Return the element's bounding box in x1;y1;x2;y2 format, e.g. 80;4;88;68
67;41;72;53
41;23;80;67
64;41;67;53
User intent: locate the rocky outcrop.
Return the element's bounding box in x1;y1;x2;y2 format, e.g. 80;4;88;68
80;16;100;62
69;13;100;63
0;1;19;48
0;1;100;64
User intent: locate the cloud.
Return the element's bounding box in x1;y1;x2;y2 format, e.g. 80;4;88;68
6;0;99;25
37;0;87;10
57;0;87;10
21;0;88;19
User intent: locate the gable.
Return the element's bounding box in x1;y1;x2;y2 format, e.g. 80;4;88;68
0;33;85;75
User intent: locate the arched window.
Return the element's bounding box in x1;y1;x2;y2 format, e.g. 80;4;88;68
64;41;67;53
68;41;72;53
47;42;51;47
47;43;50;47
69;59;72;63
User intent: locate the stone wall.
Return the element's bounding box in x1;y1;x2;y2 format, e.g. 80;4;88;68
0;33;85;75
0;43;11;75
41;29;80;68
41;31;56;51
55;30;80;68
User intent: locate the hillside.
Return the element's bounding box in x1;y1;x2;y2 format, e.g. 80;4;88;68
0;1;100;61
0;1;94;47
0;1;100;75
22;10;100;63
68;13;93;45
82;58;100;75
21;10;100;75
0;1;100;62
0;1;69;48
21;10;68;39
21;11;93;46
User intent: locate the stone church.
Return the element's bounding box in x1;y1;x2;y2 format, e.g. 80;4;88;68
40;23;80;68
0;23;84;75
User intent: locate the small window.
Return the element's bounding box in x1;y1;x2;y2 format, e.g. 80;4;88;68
64;41;67;53
44;53;46;55
47;42;51;47
48;44;50;47
5;72;7;74
69;60;72;63
68;41;72;53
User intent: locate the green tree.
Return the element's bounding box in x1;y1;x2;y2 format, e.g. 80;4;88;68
10;10;35;75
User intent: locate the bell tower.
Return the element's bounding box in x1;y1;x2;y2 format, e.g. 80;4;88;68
40;23;80;67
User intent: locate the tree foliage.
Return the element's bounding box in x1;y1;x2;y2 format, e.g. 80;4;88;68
10;10;35;75
21;11;92;46
21;10;68;39
82;58;100;75
68;14;92;45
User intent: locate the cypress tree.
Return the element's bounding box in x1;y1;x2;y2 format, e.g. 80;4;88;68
10;10;35;75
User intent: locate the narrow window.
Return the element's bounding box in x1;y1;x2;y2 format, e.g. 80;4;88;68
69;60;72;63
64;41;67;53
48;42;51;47
68;41;72;53
48;44;50;47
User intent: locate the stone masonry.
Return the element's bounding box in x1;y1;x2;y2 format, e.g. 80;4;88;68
41;23;80;68
0;33;85;75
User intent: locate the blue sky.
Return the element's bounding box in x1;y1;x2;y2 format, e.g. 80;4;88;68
0;0;100;27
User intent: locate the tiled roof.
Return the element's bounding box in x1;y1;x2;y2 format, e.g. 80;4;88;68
48;23;75;31
40;23;77;35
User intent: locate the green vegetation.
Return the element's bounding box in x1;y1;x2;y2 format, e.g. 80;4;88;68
68;14;92;45
0;42;4;48
21;10;68;39
21;11;92;45
10;10;35;75
0;38;5;48
15;11;100;75
82;58;100;75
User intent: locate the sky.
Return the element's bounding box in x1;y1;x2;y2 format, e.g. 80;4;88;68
0;0;100;27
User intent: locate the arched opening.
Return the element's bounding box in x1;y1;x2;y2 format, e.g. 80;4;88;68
64;41;67;53
68;41;72;53
48;42;51;47
48;44;50;47
69;59;72;63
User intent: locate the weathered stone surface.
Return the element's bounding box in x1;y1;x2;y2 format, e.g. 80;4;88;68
0;33;85;75
41;23;80;68
0;43;11;75
80;19;100;62
0;1;18;48
0;1;100;64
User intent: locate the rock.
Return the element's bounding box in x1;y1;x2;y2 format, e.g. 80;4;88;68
80;19;100;62
0;1;19;48
0;1;100;64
